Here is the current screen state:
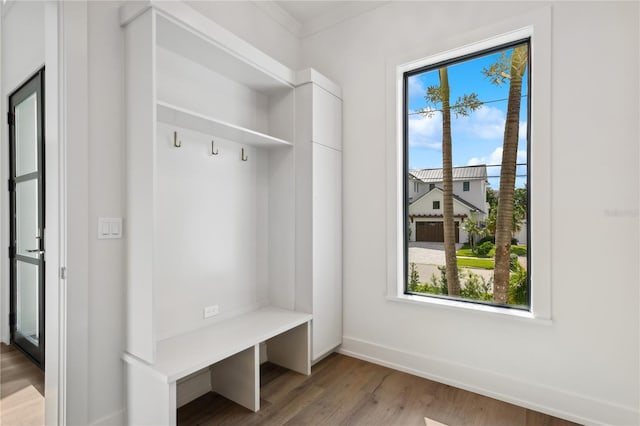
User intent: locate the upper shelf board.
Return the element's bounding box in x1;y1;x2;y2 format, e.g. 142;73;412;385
157;101;293;148
120;1;296;93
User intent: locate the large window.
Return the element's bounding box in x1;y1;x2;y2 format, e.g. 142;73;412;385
404;39;530;309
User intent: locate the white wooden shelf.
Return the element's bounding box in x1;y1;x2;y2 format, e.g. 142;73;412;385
157;101;293;149
121;2;295;91
124;307;311;383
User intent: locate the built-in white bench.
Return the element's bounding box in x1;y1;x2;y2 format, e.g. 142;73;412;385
124;307;312;425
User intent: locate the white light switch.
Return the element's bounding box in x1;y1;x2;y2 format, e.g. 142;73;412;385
98;217;123;239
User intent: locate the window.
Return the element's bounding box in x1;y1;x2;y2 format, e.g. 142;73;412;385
404;39;530;309
414;181;419;192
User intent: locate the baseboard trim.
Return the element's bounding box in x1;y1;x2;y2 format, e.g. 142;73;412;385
91;409;125;426
339;336;638;425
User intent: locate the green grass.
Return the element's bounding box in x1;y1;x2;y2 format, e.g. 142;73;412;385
457;257;495;269
458;245;527;258
456;248;490;258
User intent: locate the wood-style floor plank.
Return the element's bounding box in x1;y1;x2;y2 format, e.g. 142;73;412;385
0;343;44;426
178;353;581;426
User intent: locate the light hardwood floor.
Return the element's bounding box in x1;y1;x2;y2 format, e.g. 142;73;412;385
179;353;580;426
0;343;44;426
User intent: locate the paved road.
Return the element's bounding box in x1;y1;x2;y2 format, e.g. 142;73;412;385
408;242;494;284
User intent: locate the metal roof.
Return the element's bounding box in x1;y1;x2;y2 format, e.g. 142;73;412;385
409;165;487;183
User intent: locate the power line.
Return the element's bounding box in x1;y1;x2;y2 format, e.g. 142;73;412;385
408;94;528;116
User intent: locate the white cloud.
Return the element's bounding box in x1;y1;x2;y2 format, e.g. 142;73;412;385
408;76;426;101
519;121;528;141
467;146;527;167
408;113;442;148
454;105;506;140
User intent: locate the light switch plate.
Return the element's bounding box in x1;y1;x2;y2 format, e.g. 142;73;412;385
98;217;123;239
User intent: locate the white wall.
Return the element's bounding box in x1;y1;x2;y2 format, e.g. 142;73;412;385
301;2;639;424
185;0;300;71
86;2;126;423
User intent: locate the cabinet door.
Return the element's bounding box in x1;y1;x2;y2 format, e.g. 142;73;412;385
312;143;342;360
312;86;342;151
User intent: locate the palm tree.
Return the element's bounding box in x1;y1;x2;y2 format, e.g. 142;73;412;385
420;68;481;296
484;45;528;303
462;214;483;253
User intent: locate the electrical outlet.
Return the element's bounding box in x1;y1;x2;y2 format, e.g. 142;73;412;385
203;305;219;319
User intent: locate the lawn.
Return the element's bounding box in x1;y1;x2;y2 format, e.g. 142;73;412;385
457;257;495;269
457;245;527;258
456;248;492;258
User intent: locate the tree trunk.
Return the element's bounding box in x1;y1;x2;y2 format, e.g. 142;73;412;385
439;67;461;296
493;45;528;303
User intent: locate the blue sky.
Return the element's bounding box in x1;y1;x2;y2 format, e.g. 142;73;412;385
407;46;528;189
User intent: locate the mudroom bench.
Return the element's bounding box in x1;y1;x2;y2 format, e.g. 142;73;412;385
123;307;312;425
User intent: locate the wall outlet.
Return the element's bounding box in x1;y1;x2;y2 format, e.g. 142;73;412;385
203;305;219;319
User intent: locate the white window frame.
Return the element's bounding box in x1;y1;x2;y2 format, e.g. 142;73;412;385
385;7;552;322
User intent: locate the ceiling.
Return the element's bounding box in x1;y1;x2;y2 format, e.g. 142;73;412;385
252;1;388;38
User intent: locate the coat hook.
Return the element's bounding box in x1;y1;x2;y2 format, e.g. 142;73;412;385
241;148;248;161
173;131;181;148
211;139;219;155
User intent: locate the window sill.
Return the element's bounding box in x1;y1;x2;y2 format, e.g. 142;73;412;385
386;293;552;325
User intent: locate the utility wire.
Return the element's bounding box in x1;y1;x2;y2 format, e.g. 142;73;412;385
408;94;528;116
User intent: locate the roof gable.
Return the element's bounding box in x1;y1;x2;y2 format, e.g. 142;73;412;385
410;187;485;214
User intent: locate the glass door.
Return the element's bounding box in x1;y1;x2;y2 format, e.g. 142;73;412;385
8;68;45;368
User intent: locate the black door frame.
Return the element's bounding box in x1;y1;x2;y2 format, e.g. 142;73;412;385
8;67;46;369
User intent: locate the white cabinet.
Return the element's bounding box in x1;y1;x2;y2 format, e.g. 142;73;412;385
121;2;342;421
311;143;342;358
295;79;343;362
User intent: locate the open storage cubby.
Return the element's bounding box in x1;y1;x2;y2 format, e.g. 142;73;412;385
121;2;342;424
124;3;298;362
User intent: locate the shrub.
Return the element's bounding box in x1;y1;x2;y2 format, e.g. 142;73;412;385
509;262;528;305
477;235;495;245
460;271;493;301
510;245;527;256
476;241;494;256
409;262;420;288
509;253;520;271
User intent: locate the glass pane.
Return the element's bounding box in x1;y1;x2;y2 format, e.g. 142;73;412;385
16;261;39;344
15;93;39;176
406;41;529;309
16;179;39;258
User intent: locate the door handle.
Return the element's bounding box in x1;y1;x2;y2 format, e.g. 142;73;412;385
26;249;45;254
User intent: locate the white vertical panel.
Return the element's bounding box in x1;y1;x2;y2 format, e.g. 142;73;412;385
126;362;177;426
312;143;342;360
267;321;311;375
125;9;156;363
210;345;260;412
294;83;313;314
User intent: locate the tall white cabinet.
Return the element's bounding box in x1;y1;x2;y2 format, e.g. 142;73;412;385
295;72;343;361
120;2;342;423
